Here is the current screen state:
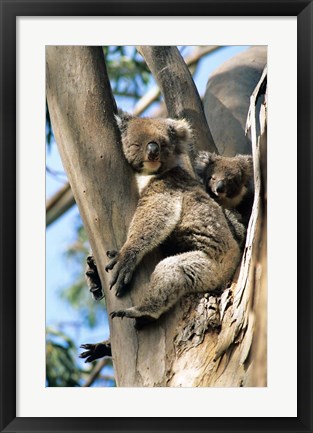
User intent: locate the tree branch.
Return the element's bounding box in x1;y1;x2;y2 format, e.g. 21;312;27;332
46;182;75;226
83;358;110;387
137;46;217;153
133;45;220;117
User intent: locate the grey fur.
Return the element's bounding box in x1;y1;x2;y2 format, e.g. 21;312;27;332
107;114;241;322
194;151;254;228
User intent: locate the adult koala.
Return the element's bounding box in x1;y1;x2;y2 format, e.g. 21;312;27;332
104;112;242;325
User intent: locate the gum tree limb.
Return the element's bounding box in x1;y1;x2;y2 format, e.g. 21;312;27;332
137;46;218;153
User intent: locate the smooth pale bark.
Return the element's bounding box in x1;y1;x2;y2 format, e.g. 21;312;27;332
46;46;267;387
203;46;267;156
133;46;220;117
46;46;152;385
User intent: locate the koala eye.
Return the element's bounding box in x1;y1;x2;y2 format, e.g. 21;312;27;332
132;143;141;148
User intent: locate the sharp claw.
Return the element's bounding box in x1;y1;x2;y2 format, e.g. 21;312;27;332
107;250;118;259
80;344;90;349
109;274;118;290
86;256;95;266
110;310;127;319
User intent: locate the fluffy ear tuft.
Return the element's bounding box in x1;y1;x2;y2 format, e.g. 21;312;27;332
235;154;254;182
194;151;216;177
114;110;133;133
167;118;193;144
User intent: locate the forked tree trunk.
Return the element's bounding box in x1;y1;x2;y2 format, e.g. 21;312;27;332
46;46;266;386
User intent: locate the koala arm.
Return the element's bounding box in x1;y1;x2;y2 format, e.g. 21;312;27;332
106;192;182;297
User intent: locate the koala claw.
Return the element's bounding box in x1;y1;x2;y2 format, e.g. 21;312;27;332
111;276;132;298
110;308;156;330
108;263;133;297
106;250;118;259
86;255;96;267
79;341;112;363
105;256;118;273
110;310;127;319
85;255;104;301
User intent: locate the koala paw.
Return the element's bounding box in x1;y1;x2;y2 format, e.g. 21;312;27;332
79;340;112;363
105;252;135;297
110;307;157;329
105;250;119;272
110;307;156;322
86;255;104;301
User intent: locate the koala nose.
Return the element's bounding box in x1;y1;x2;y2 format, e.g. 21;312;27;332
147;142;160;160
216;180;225;193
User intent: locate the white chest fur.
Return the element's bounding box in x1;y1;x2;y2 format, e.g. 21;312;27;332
135;173;155;194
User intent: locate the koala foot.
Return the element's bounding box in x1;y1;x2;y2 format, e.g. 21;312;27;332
86;256;104;301
79;340;112;363
110;307;157;329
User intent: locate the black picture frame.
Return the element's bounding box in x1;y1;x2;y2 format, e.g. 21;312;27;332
1;1;312;432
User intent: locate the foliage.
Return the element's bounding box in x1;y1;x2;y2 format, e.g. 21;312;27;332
46;327;115;387
103;46;152;99
46;327;83;387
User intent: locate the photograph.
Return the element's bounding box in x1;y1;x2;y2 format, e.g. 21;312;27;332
46;45;267;388
1;4;312;431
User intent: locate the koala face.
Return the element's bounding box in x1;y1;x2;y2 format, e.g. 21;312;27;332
195;152;253;209
115;113;192;174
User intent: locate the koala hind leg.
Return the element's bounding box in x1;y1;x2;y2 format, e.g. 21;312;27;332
111;250;231;323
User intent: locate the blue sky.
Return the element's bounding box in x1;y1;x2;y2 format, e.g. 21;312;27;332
46;45;250;374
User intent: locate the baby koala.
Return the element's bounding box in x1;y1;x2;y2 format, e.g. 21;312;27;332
194;151;254;228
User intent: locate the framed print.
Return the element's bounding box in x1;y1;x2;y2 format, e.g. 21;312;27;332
1;1;312;432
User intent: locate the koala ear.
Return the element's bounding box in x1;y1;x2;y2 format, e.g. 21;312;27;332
194;151;216;177
114;110;133;133
167;118;193;145
235;154;254;182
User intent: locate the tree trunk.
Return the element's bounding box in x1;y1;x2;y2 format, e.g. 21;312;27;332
46;46;267;387
46;46;151;386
